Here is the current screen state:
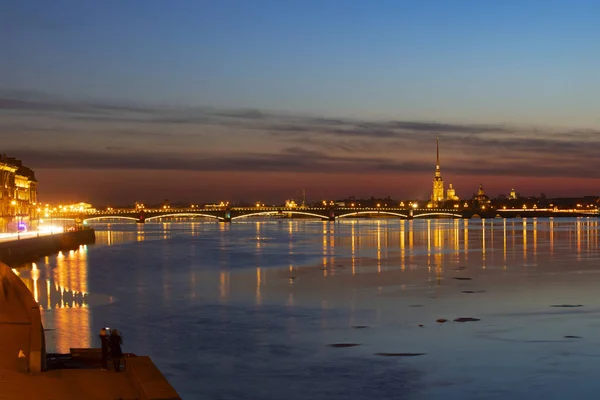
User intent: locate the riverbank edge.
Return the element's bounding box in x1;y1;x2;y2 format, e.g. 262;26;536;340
0;229;96;266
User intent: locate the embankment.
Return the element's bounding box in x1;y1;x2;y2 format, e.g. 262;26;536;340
0;229;96;266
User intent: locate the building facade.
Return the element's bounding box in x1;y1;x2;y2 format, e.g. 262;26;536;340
431;138;444;205
0;155;38;232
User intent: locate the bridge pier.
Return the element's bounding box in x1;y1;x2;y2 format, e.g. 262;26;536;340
222;211;232;222
329;210;335;221
136;218;145;224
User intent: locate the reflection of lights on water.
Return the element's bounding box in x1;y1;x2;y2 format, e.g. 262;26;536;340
400;222;405;271
427;220;431;256
533;220;538;256
351;223;356;275
376;222;381;273
256;268;262;305
463;220;469;259
219;271;229;302
550;219;554;254
14;244;92;353
47;279;51;310
322;223;328;275
523;219;527;259
503;219;507;263
32;262;39;302
576;220;582;257
482;220;486;268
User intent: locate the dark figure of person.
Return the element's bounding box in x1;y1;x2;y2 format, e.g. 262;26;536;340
109;329;123;372
99;328;110;370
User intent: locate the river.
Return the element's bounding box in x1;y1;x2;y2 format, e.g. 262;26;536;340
13;217;600;399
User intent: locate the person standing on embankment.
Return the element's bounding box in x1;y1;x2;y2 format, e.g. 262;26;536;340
109;329;123;372
99;328;109;370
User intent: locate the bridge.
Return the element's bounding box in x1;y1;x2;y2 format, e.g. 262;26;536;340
59;206;599;224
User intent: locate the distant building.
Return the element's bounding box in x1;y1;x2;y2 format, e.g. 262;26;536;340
62;202;95;213
0;155;38;232
446;183;459;201
473;184;491;205
431;138;444;205
509;188;517;199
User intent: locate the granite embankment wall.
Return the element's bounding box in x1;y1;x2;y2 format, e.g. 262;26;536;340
0;261;46;372
0;229;96;266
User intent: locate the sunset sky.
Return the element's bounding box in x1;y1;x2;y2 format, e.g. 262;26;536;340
2;0;600;205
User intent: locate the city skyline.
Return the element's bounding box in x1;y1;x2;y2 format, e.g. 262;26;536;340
3;0;600;204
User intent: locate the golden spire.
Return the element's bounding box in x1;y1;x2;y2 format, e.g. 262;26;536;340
435;137;441;177
436;137;440;167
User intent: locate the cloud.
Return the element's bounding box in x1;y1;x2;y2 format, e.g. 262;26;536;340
211;109;266;119
6;142;600;180
2;89;600;183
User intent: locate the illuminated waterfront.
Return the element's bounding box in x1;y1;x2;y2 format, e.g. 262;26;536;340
13;217;600;399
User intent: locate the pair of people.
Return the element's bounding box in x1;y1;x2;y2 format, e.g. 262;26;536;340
99;327;123;371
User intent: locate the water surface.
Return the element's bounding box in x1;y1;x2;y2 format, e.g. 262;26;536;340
15;217;600;399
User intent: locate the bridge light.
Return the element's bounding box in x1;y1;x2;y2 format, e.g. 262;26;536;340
454;204;459;208
377;203;381;207
351;203;355;207
400;202;404;207
412;203;418;209
481;205;486;210
503;206;507;209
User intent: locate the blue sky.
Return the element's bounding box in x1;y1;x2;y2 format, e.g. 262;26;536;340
2;0;600;204
4;0;600;124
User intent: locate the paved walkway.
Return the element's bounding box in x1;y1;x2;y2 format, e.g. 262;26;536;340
0;323;32;370
0;368;138;400
0;229;65;244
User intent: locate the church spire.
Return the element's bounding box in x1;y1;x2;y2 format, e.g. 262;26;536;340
435;137;441;177
431;137;444;204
